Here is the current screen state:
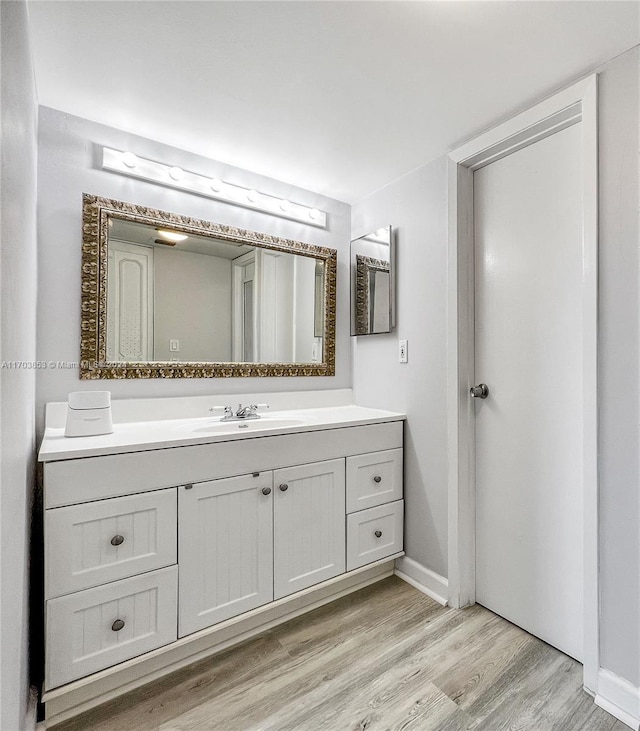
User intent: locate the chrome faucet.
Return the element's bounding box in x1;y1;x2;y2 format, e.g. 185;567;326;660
235;404;260;419
209;403;269;421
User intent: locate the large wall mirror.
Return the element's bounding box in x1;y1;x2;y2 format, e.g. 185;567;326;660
80;194;336;378
350;226;395;335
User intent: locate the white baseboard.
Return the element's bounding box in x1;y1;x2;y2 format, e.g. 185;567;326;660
394;556;448;606
595;668;640;730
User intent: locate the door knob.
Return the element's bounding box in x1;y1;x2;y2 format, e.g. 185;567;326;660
470;383;489;399
261;487;271;495
279;483;289;492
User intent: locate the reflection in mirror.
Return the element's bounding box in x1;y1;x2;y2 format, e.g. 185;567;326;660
350;226;394;335
106;218;323;364
81;194;336;379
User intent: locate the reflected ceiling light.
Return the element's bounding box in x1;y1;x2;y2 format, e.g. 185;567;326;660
101;147;327;228
121;151;138;168
157;229;188;242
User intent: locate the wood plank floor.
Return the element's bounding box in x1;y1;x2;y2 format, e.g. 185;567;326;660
55;577;620;731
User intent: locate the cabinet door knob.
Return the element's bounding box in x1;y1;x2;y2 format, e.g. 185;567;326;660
279;483;289;492
110;535;125;546
373;475;382;483
261;487;272;495
111;619;125;632
374;530;382;538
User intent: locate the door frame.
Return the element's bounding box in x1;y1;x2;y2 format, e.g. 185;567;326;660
446;74;598;691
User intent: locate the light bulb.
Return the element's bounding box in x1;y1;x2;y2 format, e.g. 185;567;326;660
157;229;188;242
280;199;291;212
246;189;258;203
309;208;320;220
169;167;184;181
121;152;138;168
210;178;222;193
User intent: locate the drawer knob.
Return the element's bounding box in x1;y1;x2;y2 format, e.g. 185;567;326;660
261;487;272;495
373;475;382;483
279;483;289;492
374;530;383;538
111;619;125;632
110;535;125;546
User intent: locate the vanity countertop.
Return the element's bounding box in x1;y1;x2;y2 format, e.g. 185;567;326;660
38;405;406;462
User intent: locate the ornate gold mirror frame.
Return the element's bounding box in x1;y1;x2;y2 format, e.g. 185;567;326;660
80;194;337;379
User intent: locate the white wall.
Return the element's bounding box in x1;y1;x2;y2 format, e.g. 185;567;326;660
0;1;39;728
596;45;639;688
36;107;351;431
352;46;640;690
153;248;232;362
352;156;449;577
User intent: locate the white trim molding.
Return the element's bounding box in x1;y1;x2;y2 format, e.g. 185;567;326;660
447;74;599;692
595;669;640;730
394;557;448;606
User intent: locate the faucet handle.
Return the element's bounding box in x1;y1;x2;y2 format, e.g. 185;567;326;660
209;405;234;416
255;404;270;411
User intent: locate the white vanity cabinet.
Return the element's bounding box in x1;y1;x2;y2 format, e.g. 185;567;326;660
40;413;405;725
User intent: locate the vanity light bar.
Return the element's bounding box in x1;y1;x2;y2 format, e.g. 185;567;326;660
101;147;327;228
362;227;391;245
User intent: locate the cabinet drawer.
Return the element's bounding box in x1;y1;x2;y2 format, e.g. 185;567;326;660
346;448;403;513
46;488;177;598
46;566;177;689
347;500;404;571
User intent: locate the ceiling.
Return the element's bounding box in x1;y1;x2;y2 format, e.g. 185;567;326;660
27;1;639;203
109;218;253;259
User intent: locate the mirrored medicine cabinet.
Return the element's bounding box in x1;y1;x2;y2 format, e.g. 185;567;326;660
350;225;395;336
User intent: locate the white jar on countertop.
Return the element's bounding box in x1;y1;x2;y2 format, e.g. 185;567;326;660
65;391;113;437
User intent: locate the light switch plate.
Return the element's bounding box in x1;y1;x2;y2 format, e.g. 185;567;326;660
169;339;180;352
399;339;408;363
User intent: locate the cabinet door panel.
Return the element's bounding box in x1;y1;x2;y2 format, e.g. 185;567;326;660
46;566;177;689
46;488;176;598
346;448;403;513
179;474;273;637
274;459;345;600
347;499;404;571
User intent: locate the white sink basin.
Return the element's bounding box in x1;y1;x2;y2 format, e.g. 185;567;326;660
190;417;307;435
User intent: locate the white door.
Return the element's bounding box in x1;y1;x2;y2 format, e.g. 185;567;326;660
474;123;583;661
107;240;154;361
232;252;256;362
178;474;273;637
273;459;345;600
